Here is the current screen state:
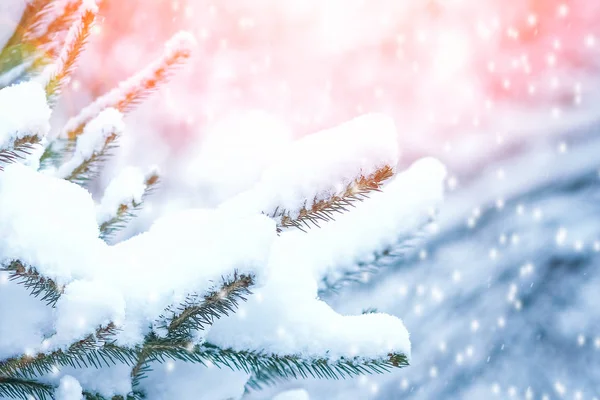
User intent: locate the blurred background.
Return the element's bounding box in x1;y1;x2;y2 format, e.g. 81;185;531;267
4;0;600;398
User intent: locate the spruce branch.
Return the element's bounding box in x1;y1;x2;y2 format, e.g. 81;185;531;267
45;7;96;103
319;230;427;295
275;165;395;232
63;31;195;141
241;348;408;391
129;339;407;394
0;324;137;380
39;138;67;171
0;376;54;400
1;260;63;307
99;173;160;242
0;136;41;171
24;0;83;44
26;0;86;76
64;132;119;185
160;273;254;341
0;0;85;84
0;0;50;78
130;273;254;387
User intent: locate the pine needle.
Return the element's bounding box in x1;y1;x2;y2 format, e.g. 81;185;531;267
0;0;51;78
45;7;96;103
65;132;119;185
99;173;160;242
0;136;40;171
0;0;86;84
1;260;64;307
63;31;195;140
0;324;137;380
161;273;254;340
131;273;255;387
276;165;395;231
319;229;427;295
129;339;408;395
0;377;54;400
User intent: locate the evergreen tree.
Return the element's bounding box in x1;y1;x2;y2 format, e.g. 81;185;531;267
0;1;446;399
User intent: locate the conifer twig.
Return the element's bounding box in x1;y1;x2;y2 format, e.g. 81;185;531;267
44;5;97;103
26;0;86;74
274;165;395;232
0;0;51;78
131;273;255;387
161;273;254;340
0;0;86;84
0;136;41;170
64;131;119;184
63;31;195;140
1;261;64;307
130;340;408;394
319;229;427;295
0;376;54;400
99;173;160;242
0;324;137;379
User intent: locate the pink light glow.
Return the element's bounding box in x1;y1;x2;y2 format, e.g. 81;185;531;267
65;0;600;166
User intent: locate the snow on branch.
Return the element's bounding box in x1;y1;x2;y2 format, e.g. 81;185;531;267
278;165;394;232
43;2;97;103
0;146;276;366
0;323;136;381
0;81;51;169
157;273;255;341
319;228;427;295
0;162;102;287
55;375;83;400
97;166;160;242
222;113;399;225
63;31;196;140
0;261;64;307
56;108;125;183
23;0;87;43
206;157;446;376
0;376;54;400
0;1;91;86
308;157;448;291
0;0;51;78
132;340;407;388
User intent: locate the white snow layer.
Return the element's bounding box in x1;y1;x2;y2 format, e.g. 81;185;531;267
55;375;84;400
141;361;250;400
273;389;311;400
0;109;446;397
221;113;399;219
96;165;146;224
0;81;51;149
57;108;125;179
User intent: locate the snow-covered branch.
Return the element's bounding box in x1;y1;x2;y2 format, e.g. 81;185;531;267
62;31;195;140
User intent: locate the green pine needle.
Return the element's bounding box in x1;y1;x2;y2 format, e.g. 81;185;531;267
1;261;63;307
129;339;408;395
99;174;160;242
160;273;254;340
0;376;54;400
65;132;119;185
0;324;137;380
0;136;40;171
275;165;394;232
45;8;96;104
